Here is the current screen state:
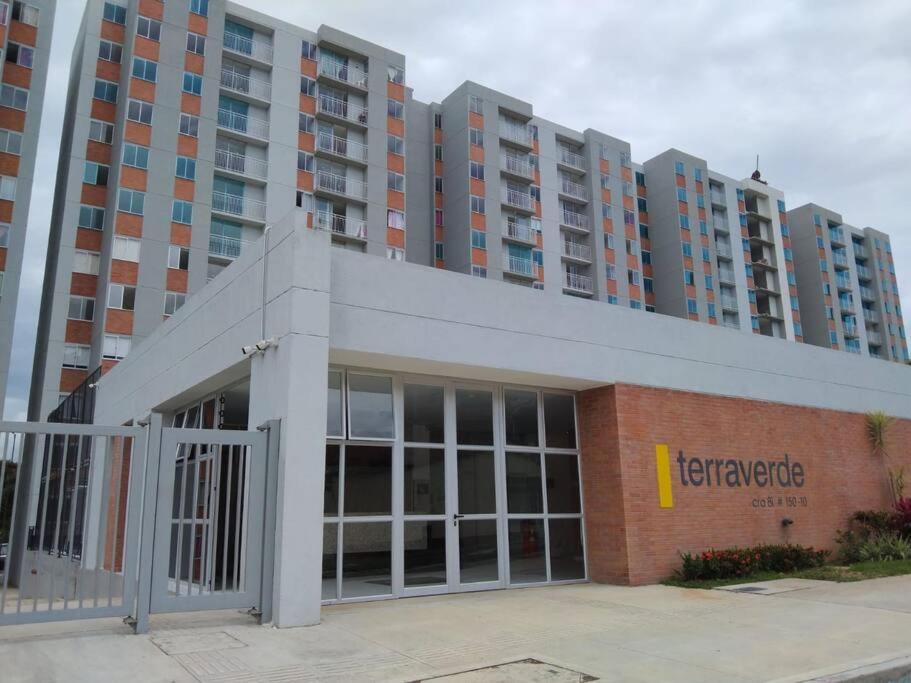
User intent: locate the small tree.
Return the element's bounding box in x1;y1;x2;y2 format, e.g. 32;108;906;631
866;410;904;504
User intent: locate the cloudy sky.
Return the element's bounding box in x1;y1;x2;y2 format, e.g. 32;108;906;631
4;0;910;419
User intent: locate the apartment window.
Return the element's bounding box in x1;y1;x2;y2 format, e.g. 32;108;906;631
471;229;486;249
72;250;100;275
299;76;316;97
127;99;153;125
433;112;442;129
132;56;158;82
599;173;611;189
63;295;97;327
787;270;796;286
172;200;193;224
387;98;403;119
62;344;91;369
434;144;442;161
387;209;405;231
122;143;149;169
637;197;647;213
433;242;444;260
605;264;616;281
186;32;206;55
469;95;483;114
0;175;14;200
642;249;651;266
696;194;705;209
102;2;125;24
297;151;314;172
819;258;828;272
619;151;631;167
298;112;315;133
182;72;203;95
470;195;485;214
0;223;8;247
136;15;161;41
471;265;487;278
675;161;685;175
705;275;714;291
628;269;641;286
700;247;709;262
794;322;803;337
0;83;28;109
618;209;632;225
387;247;405;261
469;160;484;180
644;277;654;294
781;224;790;237
78;205;105;230
607;295;618;304
784;247;793;261
679;214;690;230
635;171;646;187
88;119;114;144
829;330;838;344
626;238;638;255
687;299;698;315
684;270;695;286
707;302;716;318
0;128;21;154
469;127;483;147
639;224;649;239
82;162;109;186
108;283;136;310
117;188;145;215
434;208;443;226
168;245;189;270
387;171;405;192
112;235;140;262
98;39;122;63
387;65;405;84
791;296;800;311
102;334;131;360
301;40;317;60
387;134;404;156
813;213;822;226
175;156;196;180
296;191;313;212
676;187;687;203
164;291;186;316
179;113;199;137
604;233;615;250
434;176;443;193
681;242;692;257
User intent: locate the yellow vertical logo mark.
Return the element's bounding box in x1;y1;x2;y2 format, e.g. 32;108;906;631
656;444;674;508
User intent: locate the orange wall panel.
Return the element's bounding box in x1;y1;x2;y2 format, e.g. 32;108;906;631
386;227;405;248
187;13;207;35
0;107;25;132
387;116;404;137
110;259;138;285
170;223;191;246
124;121;152;146
128;77;156;102
115;212;143;237
75;227;103;252
386;81;405;102
386;190;405;211
70;273;97;297
177;134;198;157
85;140;112;164
184;52;204;75
173;178;195;201
2;63;31;89
9;20;37;46
166;268;188;293
80;184;108;206
387;152;404;174
100;20;125;43
105;308;134;334
0;152;19;177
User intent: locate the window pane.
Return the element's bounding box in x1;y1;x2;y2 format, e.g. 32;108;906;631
324;445;339;515
457;450;496;515
403;384;443;443
545;453;581;514
504;389;538;447
508;519;547;584
348;374;394;439
543;394;576;449
404;448;444;515
506;452;543;514
343;446;391;516
404;521;446;588
455;388;493;445
548;518;585;581
327;371;343;437
322;523;337;600
458;519;498;583
342;522;391;597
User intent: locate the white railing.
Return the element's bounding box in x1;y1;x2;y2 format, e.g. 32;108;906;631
502;253;538;278
503;220;537;243
855;264;872;280
499;123;534;147
502;187;533;211
843;323;858;337
501;154;534;179
713;218;730;233
212;191;267;221
863;308;878;323
564;271;593;293
715;242;732;258
316;132;368;162
829;226;846;244
316;170;368;200
560;177;588;201
317;94;368;125
560;210;590;231
721;295;739;310
718;268;736;284
217;107;270;140
318;59;368;89
867;330;883;345
839;298;856;314
214;149;268;180
835;275;852;290
859;286;876;301
562;241;591;261
314;211;367;239
558;147;586;170
209;233;247;259
710;190;726;205
223;32;273;64
220;69;272;101
853;243;868;259
832;251;848;266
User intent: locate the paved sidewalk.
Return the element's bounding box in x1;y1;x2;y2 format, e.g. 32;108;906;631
3;577;911;682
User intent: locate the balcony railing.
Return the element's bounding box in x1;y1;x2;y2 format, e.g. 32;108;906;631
499;123;534;147
859;286;876;301
715;242;732;258
755;278;779;293
560;177;588;201
557;147;586;170
721;295;739;310
713;218;730;234
314;211;367;239
217;107;270;140
832;251;848;267
317;94;368;125
853;243;868;259
855;264;872;280
560;210;590;231
503;253;538;278
501;154;535;179
503;220;537;244
315;170;368;200
829;226;846;244
211;191;266;222
209;233;247;259
563;271;593;293
562;240;591;261
214;149;268;180
223;32;273;64
710;189;726;206
220;69;272;101
867;330;883;345
718;268;736;284
835;274;852;290
316;132;368;163
838;298;856;314
502;187;533;211
863;308;878;323
318;59;368;89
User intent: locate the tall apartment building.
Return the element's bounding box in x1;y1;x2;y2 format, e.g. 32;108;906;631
788;203;907;362
0;0;54;412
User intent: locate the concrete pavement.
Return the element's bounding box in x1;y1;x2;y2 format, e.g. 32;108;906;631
3;577;911;682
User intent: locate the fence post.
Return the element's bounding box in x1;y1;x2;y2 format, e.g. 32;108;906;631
257;418;281;625
131;413;163;634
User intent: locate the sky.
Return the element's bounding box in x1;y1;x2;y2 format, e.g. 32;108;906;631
4;0;911;419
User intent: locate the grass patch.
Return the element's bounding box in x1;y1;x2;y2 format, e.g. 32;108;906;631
664;559;911;589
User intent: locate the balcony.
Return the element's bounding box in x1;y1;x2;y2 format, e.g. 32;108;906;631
223;32;273;65
721;294;739;311
751;256;777;271
832;251;849;268
316;132;368;164
315;170;368;201
214;149;268;181
211;191;266;223
208;233;248;260
217;107;269;141
710;189;726;206
317;93;368;127
859;286;876;301
835;274;852;291
502;220;537;245
715;242;733;259
843;322;859;338
317;59;368;90
563;271;593;295
559;177;588;201
855;264;872;281
501;187;534;212
557;147;586;171
500;154;535;181
718;268;736;284
502;253;538;279
220;69;272;102
853;243;868;260
713;217;730;234
754;278;779;294
314;211;367;241
560;210;590;232
562;240;592;262
863;308;878;323
867;330;883;345
499;122;534;148
829;226;846;245
838;298;856;314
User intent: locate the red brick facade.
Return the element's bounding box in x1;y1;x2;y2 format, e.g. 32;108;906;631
579;383;911;585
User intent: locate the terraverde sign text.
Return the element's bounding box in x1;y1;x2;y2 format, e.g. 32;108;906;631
655;444;806;509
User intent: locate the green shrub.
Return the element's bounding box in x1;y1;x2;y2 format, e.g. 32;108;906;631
676;544;828;581
837;508;909;563
857;531;911;562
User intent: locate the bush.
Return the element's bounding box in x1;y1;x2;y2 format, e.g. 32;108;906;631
857;531;911;562
676;544;828;581
837;507;911;563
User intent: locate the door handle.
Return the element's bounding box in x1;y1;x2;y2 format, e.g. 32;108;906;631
452;513;465;527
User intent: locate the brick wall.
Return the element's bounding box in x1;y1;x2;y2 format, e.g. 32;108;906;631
579;383;911;585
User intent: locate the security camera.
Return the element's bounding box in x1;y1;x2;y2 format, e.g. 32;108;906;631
241;344;258;356
241;337;278;356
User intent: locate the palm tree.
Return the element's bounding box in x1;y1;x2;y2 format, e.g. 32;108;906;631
866;411;904;504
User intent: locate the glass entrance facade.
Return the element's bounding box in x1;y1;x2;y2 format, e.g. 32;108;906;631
322;369;587;603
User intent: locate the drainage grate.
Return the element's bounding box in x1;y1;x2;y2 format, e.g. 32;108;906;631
414;658;599;682
728;586;768;593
